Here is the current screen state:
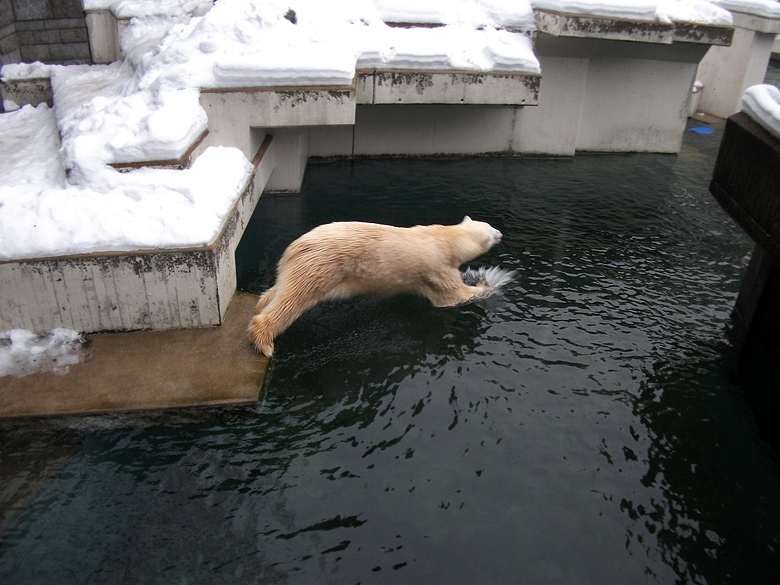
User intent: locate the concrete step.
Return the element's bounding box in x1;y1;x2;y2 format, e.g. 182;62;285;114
0;292;268;418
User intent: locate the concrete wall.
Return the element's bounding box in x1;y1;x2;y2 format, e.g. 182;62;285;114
512;56;588;155
1;0;90;66
574;56;696;152
696;13;780;118
84;9;119;64
305;39;710;158
0;0;19;65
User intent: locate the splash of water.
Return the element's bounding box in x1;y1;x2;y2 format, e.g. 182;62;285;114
462;266;516;297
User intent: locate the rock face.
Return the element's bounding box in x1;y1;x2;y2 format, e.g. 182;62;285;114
1;0;90;67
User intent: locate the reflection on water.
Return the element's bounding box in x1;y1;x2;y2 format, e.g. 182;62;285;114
2;122;780;584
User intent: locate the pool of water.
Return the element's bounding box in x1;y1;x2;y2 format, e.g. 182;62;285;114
2;120;780;584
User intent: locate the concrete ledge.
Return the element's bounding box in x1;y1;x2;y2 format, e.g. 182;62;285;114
0;76;52;109
535;9;675;44
84;9;121;64
0;291;268;418
110;130;210;171
200;85;355;158
731;11;780;35
356;69;541;105
674;22;734;46
0;135;275;334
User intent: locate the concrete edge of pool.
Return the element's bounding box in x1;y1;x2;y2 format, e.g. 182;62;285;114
0;292;269;419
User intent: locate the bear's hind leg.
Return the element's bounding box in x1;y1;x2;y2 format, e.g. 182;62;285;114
248;285;325;356
255;285;277;313
248;313;275;357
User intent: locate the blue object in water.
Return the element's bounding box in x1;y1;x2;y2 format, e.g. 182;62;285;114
689;126;714;134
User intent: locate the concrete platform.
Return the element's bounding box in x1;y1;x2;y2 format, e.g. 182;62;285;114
0;292;268;419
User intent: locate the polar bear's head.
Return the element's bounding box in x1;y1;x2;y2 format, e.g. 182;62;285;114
461;216;502;252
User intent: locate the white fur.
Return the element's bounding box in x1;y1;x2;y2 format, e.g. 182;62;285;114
248;216;504;356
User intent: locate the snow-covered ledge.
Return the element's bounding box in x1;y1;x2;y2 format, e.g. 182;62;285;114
740;83;780;139
0;136;274;334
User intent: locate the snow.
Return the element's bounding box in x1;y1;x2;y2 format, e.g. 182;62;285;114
374;0;537;28
712;0;780;18
81;0;211;16
0;104;252;259
658;0;734;24
0;61;54;81
0;329;87;378
0;104;65;191
0;0;757;263
741;84;780;140
110;0;212;18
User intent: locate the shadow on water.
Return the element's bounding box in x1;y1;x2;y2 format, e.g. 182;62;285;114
2;120;780;584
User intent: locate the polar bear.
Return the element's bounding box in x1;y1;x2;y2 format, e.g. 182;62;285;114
248;216;503;356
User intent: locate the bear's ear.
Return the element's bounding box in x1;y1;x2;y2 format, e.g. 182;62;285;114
462;215;472;223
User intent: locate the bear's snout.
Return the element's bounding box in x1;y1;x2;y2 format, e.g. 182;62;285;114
489;228;502;245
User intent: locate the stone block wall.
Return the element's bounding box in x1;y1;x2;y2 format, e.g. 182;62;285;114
1;0;91;66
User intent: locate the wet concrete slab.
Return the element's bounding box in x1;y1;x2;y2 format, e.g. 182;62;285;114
0;292;268;419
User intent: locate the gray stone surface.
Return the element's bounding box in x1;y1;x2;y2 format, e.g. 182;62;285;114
0;25;18;54
0;1;14;28
19;43;50;61
50;40;88;60
59;27;87;43
51;0;83;19
3;0;90;65
11;0;53;21
0;48;20;66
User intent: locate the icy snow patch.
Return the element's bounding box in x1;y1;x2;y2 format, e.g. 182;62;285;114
0;104;66;190
0;61;54;81
741;84;780;141
0;329;87;378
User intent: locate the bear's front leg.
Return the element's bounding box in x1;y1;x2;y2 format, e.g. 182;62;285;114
425;270;488;307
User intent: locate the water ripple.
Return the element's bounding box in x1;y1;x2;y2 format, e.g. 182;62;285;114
4;135;780;584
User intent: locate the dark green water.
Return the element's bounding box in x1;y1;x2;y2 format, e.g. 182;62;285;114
2;122;780;584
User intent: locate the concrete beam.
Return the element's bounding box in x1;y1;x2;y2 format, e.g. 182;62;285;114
357;70;540;105
200;86;356;159
0;75;52;108
535;10;675;44
84;9;120;64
